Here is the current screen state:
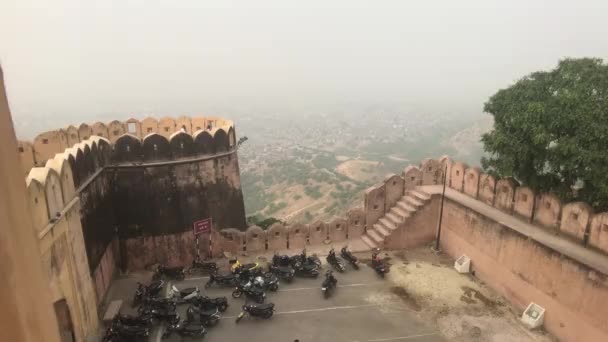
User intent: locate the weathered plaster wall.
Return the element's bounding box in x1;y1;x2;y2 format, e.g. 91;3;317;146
440;198;608;342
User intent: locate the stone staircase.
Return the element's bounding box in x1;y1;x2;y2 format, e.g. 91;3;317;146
361;188;432;249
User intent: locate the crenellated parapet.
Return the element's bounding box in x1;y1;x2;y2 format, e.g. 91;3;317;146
18;116;235;172
360;155;608;256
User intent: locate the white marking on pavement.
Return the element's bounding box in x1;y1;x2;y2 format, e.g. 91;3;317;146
220;303;379;320
184;276;210;281
367;333;438;341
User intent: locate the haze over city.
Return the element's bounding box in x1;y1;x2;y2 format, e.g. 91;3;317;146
2;0;608;138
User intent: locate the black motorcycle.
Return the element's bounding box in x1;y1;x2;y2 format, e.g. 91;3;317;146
340;246;359;270
104;322;150;341
191;295;229;312
293;261;320;278
205;272;237;288
290;249;322;268
269;264;295;283
272;253;292;267
236;303;275;323
252;273;279;291
321;270;338;298
163;320;206;339
112;313;153;327
232;282;266;303
327;248;346;272
186;305;221;327
138;296;177;313
372;251;388;277
139;306;180;324
153;264;186;281
187;258;218;275
169;285;200;304
132;280;164;307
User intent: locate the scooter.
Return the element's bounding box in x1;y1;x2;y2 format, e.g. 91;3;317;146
153;264;185;281
235;303;275;323
341;246;359;270
186;305;221;327
191;295;229;312
169;285;200;304
372;250;389;277
132;280;164;307
326;248;346;272
269;264;295;283
187;258;218;275
321;270;338;298
163;320;206;339
205;272;237;288
232;282;266;303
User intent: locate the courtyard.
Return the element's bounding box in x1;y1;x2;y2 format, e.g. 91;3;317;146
100;247;554;342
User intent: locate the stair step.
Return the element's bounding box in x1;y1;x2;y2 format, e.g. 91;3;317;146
403;196;424;207
386;212;402;224
373;224;390;237
390;207;411;220
367;230;384;243
409;189;431;201
397;201;417;212
379;217;397;230
361;235;377;249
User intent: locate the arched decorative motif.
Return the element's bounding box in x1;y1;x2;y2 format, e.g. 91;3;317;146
142;133;171;161
193;130;215;155
108;120;126;143
78;123;93;141
91;122;109;138
141;117;159;136
212;128;229;153
114;134;143;163
169;131;194;159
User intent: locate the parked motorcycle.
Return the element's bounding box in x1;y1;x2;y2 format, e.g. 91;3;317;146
372;250;389;277
290;248;322;268
112;313;153;327
205;272;237;288
104;321;150;341
169;285;200;304
235;303;275;323
269;264;295;283
321;270;338;298
340;246;359;270
187;258;218;275
132;280;164;307
153;264;186;281
232;282;266;303
326;248;346;272
163;320;206;339
231;259;262;274
191;295;229;312
138;296;177;313
162;320;206;339
186;305;221;327
272;253;292;267
139;306;180;324
252;273;279;291
293;261;320;278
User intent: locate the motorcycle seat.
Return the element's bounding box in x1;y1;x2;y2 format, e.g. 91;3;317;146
179;287;197;296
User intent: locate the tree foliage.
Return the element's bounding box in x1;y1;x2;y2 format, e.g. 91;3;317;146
481;58;608;209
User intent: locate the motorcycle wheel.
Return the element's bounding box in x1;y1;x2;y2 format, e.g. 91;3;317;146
353;263;359;270
262;311;273;319
232;289;243;298
323;289;329;298
217;302;228;312
269;284;278;292
235;312;245;323
206;317;219;327
204;280;212;289
178;273;185;281
255;296;265;304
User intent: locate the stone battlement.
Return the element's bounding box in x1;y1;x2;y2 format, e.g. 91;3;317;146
17;116;235;173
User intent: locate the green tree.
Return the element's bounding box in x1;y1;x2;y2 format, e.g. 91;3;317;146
481;58;608;209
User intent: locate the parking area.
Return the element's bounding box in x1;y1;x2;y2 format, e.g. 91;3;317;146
103;257;444;342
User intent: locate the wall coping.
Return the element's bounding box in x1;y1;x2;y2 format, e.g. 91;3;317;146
421;185;608;275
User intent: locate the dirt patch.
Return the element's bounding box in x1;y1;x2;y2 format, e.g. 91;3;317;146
390;286;422;312
461;286;503;311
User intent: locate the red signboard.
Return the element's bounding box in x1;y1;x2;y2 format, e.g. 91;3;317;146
193;218;212;235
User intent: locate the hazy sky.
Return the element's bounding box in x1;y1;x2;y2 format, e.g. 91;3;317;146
2;0;608;136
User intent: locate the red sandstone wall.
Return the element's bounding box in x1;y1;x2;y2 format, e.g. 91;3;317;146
439;199;608;342
384;197;439;249
123;230;200;270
